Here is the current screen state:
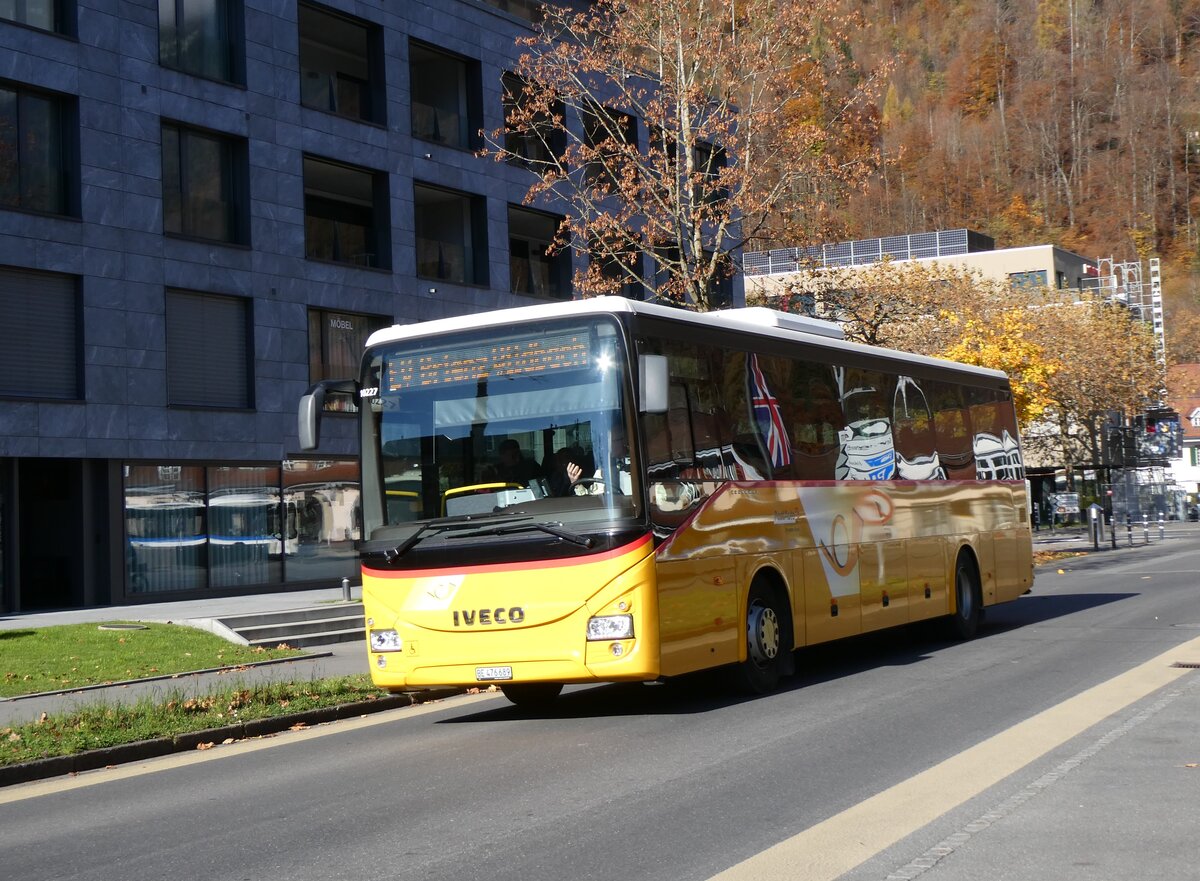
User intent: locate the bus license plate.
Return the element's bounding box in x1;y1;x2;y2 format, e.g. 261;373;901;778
475;665;513;681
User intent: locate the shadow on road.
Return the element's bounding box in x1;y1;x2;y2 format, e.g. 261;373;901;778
440;591;1138;723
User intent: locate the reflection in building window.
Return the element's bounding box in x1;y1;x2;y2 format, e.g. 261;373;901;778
124;460;359;592
283;459;361;583
208;465;282;588
125;464;207;593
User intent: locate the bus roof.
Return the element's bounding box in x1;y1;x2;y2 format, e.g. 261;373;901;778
366;296;1008;382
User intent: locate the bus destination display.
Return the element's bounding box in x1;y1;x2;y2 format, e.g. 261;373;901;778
387;331;591;390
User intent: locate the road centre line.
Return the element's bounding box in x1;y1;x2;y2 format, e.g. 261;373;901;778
706;632;1200;881
0;691;500;805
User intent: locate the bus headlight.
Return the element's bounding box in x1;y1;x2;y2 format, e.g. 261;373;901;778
586;615;634;641
369;629;402;652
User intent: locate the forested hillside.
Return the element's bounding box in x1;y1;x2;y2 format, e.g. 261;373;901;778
828;0;1200;351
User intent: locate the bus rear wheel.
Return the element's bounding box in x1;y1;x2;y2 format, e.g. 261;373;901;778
735;581;787;694
500;682;563;708
947;555;982;640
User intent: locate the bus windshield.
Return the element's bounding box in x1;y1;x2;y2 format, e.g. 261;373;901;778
359;316;639;544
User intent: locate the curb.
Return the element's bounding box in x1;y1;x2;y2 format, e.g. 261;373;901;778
0;687;463;788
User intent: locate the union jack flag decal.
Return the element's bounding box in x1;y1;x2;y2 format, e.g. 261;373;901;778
747;353;792;469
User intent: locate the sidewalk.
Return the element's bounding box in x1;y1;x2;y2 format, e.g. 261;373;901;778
1031;518;1200;555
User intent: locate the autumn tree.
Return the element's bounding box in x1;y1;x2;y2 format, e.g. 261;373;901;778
1017;299;1163;485
484;0;887;310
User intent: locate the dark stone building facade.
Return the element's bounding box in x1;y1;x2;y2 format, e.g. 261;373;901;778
0;0;597;611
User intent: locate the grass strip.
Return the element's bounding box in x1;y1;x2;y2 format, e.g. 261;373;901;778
0;622;304;698
0;674;390;765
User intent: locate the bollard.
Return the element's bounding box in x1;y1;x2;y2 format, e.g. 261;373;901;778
1127;515;1134;547
1159;515;1166;541
1111;520;1118;549
342;576;351;602
1143;514;1150;544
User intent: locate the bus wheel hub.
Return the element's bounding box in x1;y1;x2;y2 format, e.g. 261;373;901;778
748;603;780;665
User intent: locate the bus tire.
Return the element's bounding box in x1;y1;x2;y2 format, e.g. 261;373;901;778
947;553;982;640
500;682;563;708
735;580;787;694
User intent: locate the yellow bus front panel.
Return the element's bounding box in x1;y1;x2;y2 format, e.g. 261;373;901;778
363;536;660;690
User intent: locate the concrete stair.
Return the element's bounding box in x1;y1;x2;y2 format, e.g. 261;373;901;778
215;603;365;649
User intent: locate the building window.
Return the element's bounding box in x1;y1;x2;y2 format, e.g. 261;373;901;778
303;155;389;269
693;141;728;205
0;83;75;216
703;250;733;308
158;0;243;83
298;3;383;124
0;266;79;399
479;0;542;22
410;40;482;150
0;0;71;33
1009;270;1048;290
414;182;487;285
124;461;358;594
125;464;207;592
162;123;248;244
591;244;645;299
502;72;564;169
308;308;390;412
282;459;360;583
508;205;569;299
165;289;252;408
583;101;637;190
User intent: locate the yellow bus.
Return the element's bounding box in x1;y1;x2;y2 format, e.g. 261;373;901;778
299;297;1033;706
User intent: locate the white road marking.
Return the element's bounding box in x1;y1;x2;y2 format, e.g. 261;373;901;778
707;633;1200;881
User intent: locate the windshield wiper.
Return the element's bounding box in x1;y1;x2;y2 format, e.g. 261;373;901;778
369;513;531;562
490;521;594;548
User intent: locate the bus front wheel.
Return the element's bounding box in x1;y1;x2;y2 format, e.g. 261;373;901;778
500;682;563;708
735;581;787;694
947;555;982;640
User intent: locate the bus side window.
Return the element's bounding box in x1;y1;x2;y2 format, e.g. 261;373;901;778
893;376;942;480
931;381;976;479
789;360;841;480
968;386;1023;480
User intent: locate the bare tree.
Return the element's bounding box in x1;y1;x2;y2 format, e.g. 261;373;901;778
484;0;887;310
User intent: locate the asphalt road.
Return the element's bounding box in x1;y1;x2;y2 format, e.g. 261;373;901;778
3;541;1199;881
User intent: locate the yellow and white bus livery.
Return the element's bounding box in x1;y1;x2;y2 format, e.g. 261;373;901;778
299;297;1033;706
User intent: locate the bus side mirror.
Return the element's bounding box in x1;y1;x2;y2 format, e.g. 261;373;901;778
639;355;668;414
298;380;358;451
